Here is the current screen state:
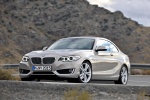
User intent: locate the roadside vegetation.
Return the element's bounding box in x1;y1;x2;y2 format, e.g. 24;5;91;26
131;69;150;75
137;91;150;100
64;89;92;100
0;69;20;80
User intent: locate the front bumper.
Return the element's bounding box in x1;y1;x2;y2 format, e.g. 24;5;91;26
19;59;83;79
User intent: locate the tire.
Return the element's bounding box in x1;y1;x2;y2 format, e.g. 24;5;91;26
78;61;92;83
21;77;34;81
114;65;128;85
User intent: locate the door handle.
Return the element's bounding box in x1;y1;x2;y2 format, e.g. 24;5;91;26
110;54;113;56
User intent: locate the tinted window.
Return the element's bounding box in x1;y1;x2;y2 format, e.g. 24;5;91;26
48;38;95;50
96;40;110;51
108;42;118;53
96;40;119;52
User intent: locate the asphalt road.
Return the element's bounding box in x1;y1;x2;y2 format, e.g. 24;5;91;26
39;75;150;86
128;75;150;86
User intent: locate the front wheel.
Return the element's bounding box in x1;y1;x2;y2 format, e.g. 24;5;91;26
114;65;128;85
78;62;92;83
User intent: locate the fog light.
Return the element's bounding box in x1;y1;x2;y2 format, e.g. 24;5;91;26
69;69;75;74
19;69;30;74
19;69;23;73
57;68;75;74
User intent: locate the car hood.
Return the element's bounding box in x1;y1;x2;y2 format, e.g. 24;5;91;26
25;49;89;58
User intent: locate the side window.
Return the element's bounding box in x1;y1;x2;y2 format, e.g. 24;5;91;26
96;40;110;52
108;42;119;53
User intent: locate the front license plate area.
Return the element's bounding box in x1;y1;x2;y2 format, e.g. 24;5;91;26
32;66;51;71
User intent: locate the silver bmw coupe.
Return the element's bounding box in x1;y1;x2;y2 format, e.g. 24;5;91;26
19;36;130;84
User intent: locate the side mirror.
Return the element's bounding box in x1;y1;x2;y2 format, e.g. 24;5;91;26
95;46;107;52
42;46;48;51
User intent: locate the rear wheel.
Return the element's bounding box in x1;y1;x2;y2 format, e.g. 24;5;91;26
114;65;128;85
78;61;92;83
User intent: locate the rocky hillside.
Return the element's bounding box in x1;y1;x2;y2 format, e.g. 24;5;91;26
0;0;149;63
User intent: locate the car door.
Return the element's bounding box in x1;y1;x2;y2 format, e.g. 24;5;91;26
108;41;122;70
92;39;119;79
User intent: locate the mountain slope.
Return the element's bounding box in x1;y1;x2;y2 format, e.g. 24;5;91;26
0;0;149;63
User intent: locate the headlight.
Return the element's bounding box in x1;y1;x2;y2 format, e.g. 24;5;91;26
22;56;29;62
58;56;81;62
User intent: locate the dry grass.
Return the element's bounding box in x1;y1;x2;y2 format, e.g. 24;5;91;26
64;89;92;100
0;69;20;80
131;69;150;75
137;91;150;100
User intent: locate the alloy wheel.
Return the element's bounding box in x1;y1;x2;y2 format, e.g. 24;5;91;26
121;67;128;84
79;62;92;83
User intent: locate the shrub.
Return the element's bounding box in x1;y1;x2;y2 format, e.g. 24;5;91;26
102;25;108;31
137;91;150;100
131;69;150;75
0;69;20;80
104;19;108;23
64;89;92;100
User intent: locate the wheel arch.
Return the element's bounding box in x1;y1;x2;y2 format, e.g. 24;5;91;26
82;60;92;69
122;63;130;75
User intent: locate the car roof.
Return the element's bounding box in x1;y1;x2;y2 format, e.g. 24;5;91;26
63;36;107;40
57;36;121;52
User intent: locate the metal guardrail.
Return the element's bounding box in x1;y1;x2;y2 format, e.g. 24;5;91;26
0;64;19;69
0;63;150;69
130;63;150;69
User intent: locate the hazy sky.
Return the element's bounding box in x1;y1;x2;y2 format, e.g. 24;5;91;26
87;0;150;27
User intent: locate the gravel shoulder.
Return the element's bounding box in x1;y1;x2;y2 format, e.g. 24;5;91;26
0;80;150;100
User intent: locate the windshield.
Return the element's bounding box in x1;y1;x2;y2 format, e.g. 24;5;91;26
48;38;95;50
